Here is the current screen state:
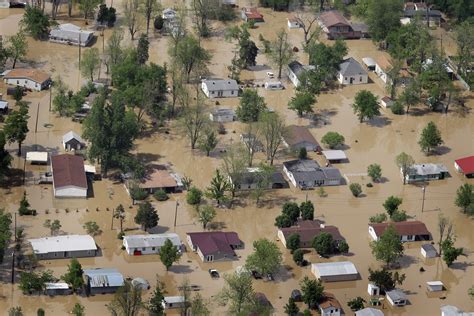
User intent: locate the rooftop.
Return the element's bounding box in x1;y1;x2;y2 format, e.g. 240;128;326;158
319;10;350;27
139;165;179;189
322;150;347;161
163;296;185;304
187;231;241;257
311;261;358;277
242;7;263;20
355;308;384;316
3;68;51;84
339;57;367;77
123;233;181;249
63;130;84;144
369;221;431;237
455;156;474;174
362;57;376;67
440;305;474;316
284;125;319;147
203;79;239;91
211;108;235;116
408;163;449;176
50;23;94;44
26;151;48;163
51;154;88;189
45;282;70;290
386;289;407;301
280;220;344;244
28;235;97;254
288;61;315;78
83;268;124;288
421;243;437;252
319;292;341;310
0;100;8;109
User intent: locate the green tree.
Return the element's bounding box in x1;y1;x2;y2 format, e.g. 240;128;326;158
225;24;258;69
72;303;85;316
383;196;403;217
367;164;382;182
153;189;168;201
369;213;387;223
292;249;304;266
298;147;307;160
286;233;300;253
284;297;299;316
259;111;285;165
367;0;403;42
349;183;362;197
114;204;126;233
399;79;421;114
18;192;35;216
368;268;405;292
104;30;124;74
469;285;474;300
265;29;294;78
455;184;474;213
420;55;451;110
395;152;415;185
190;293;211;316
8;307;23;316
455;21;474;86
306;40;347;87
282;202;300;224
352;90;380;123
4;103;29;156
186;187;203;205
7;31;28;69
288;91;315;117
18;270;54;294
61;258;84;292
37;308;45;316
275;214;292;228
321;132;345;149
236;89;266;122
43;219;61;236
134;202;159;231
197;205;216;229
245;238;282;275
370;224;404;267
300;276;324;309
338;240;349;253
141;0;159;35
129;184;148;203
0;209;12;263
83;221;101;236
250;164;274;206
391;210;408;222
179;99;209;150
198;128;218;156
174;35;211;82
347;296;365;311
312;232;334;256
159;238;181;271
78;0;101;19
219;272;254;314
441;237;464;267
108;281;143;316
300;201;314;220
206;169;230;205
80;48;100;81
0;131;12;180
148;281;165;316
418;121;443;154
20;6;51;40
137;34;149;65
222;144;248;198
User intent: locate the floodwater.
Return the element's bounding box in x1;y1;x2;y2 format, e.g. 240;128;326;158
0;1;473;315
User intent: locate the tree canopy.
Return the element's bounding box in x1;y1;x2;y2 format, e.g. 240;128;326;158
245;238;282;275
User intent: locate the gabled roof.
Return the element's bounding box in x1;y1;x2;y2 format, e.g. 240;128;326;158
3;68;51;84
187;231;241;257
322;150;347;161
455;156;474;174
29;235;97;254
339;57;367;76
280;220;344;244
319;10;350;27
63;130;84;144
283;159;342;183
242;7;263;20
50;23;94;44
139;165;178;189
202;79;239;91
284;125;319;147
51;154;87;189
319;292;342;310
369;221;431;237
288;61;315;78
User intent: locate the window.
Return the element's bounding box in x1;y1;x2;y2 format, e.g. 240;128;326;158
231;91;234;95
142;247;146;251
152;247;156;251
17;80;19;84
359;76;362;82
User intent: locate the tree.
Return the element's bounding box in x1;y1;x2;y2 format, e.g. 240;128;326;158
137;34;149;65
148;282;165;316
236;89;266;122
0;131;11;180
441;237;464;267
367;164;382;182
383;196;403;218
282;202;300;224
312;232;334;256
114;204;126;233
134;202;159;231
187;187;203;205
418;121;443;154
293;249;304;266
206;169;230;205
222;144;248;198
154;189;168;201
80;48;100;81
141;0;159;34
455;21;474;86
455;184;474;213
347;297;366;311
4;103;29;156
245;238;282;275
37;308;45;316
298;147;307;160
420;55;452;110
265;29;294;78
399;79;421;114
300;201;314;221
18;192;36;216
469;286;474;300
370;224;404;267
250;164;274;206
368;268;405;292
437;213;453;256
192;0;212;37
288;91;315;117
18;270;54;294
72;303;85;316
0;209;12;263
385;59;402;100
369;213;387;223
198;127;218;156
352;90;380;123
191;293;211;316
225;24;258;69
43;219;61;236
108;281;143;316
259;111;285;165
105;30;124;74
395;152;415;185
284;297;299;316
219;272;254;314
97;4;117;27
61;258;84;292
83;221;101;236
286;233;300;253
159;238;181;270
7;31;28;69
349;183;362;197
294;11;320;46
8;307;23;316
20;6;51;40
275;214;292;228
366;0;403;42
241;123;261;167
306;40;347;88
338;240;349;253
391;210;408;222
123;0;143;40
321;132;344;149
300;276;324;309
174;35;211;82
197;205;216;229
179;99;209;149
78;0;101;19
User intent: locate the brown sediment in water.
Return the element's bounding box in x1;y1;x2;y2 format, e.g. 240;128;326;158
0;2;473;315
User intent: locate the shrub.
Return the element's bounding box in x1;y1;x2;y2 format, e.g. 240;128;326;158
117;232;125;240
186;187;203;205
321;132;345;149
391;101;404;115
369;213;387;223
293;249;304;265
391;210;408;222
338;240;349;253
349;183;362;197
298;147;308;160
367;163;382;182
154;189;169;201
130;185;148;201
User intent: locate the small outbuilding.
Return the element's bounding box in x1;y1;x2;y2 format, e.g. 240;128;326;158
209;108;235;123
338;57;368;85
426;281;444;292
311;261;358;282
421;243;437;258
201;79;239;99
162;8;177;20
45;282;72;296
162;296;186;310
288;17;301;29
83;268;124;295
368;283;380;296
381;96;394;108
362;57;376;71
241;7;264;23
26;151;48;165
355;308;384;316
0;100;8;113
454;156;474;178
386;289;407;307
63;131;85;151
322;150;347;163
123;233;182;255
264;81;284;90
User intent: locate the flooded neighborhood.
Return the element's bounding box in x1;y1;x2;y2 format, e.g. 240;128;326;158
0;0;473;315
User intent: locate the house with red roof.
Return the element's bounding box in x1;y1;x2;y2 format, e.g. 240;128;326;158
454;156;474;178
51;154;88;198
319;292;342;316
186;231;242;262
277;220;345;248
241;8;264;24
368;221;432;242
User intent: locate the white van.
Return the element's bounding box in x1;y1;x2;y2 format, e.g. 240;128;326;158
264;81;284;90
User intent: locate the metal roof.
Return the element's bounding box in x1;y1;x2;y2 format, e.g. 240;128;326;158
83;268;124;288
408;163;448;176
312;261;358;277
26;151;48;163
202;79;238;91
440;305;474;316
322;150;347;161
0;100;8;109
49;24;94;45
211;108;235;116
63;131;84;144
386;289;407;301
164;296;185;304
123;233;181;249
45;282;70;290
355;308;384;316
28;235;97;254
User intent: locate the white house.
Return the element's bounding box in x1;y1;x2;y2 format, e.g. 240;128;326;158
162;296;186;310
122;233;182;255
209;108;235;122
28;235;97;259
62;131;85;151
287;17;301;29
201;79;239;98
3;68;51;91
49;23;94;47
288;61;315;88
51;154;88;198
319;293;342;316
355;308;384;316
311;261;358;282
404;163;449;183
337;57;368;85
368;221;432;242
440;305;474;316
427;281;444;292
386;289;407;307
421;243;437;258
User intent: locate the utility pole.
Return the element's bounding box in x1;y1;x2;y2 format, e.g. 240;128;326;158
174;200;179;230
14;212;16;242
421;186;426;213
34;102;40;133
111;208;114;230
49;82;52;112
78;31;82;70
11;251;15;284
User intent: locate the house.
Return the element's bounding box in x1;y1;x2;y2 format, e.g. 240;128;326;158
440;305;474;316
241;8;264;23
201;79;239;98
386;289;407;307
62;131;85;151
311;261;358;282
162;8;177;20
404;163;449;183
83;268;124;295
3;68;51;91
319;292;342;316
44;282;72;296
209;108;235;122
403;8;442;26
355;308;384;316
0;100;8;113
337;57;368;85
283;159;343;189
283;125;321;152
277;220;344;248
318;10;361;39
381;96;394;108
362;57;376;71
229;167;288;190
375;56;411;85
322;150;347;163
123;233;182;255
186;231;242;262
51;154;88;198
28;235;97;259
135;165;183;193
49;23;94;47
421;243;437;258
288;17;301;29
426;281;444;292
368;221;432;242
287;61;315;88
367;283;380;296
162;296;186;310
454;156;474;178
26;151;48;165
240;133;264;153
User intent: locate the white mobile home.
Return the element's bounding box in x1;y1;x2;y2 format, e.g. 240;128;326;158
28;235;97;259
123;233;182;255
162;296;186;310
311;261;358;282
49;23;94;47
201;79;239;98
3;68;51;91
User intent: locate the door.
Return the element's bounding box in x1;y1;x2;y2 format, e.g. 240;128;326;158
350;77;354;84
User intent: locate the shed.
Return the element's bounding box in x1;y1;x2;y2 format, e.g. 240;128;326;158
209;108;235;123
368;283;380;296
311;261;358;282
83;268;124;295
427;281;444;292
386;289;407;306
362;57;376;71
0;100;8;113
162;296;186;309
322;150;347;163
288;17;301;29
421;243;437;258
62;131;84;151
355;308;384;316
26;151;48;164
45;282;72;296
381;96;394;108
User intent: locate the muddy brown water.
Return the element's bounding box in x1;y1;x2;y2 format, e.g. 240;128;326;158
0;2;473;315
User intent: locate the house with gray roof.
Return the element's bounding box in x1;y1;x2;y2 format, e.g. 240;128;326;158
386;289;408;307
283;159;343;189
228;167;288;190
123;233;182;255
83;268;124;295
337;57;368;85
201;79;239;98
62;131;85;151
403;163;449;183
287;61;315;88
355;308;384;316
209;108;235;122
49;24;94;47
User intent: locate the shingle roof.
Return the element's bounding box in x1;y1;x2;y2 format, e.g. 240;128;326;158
319;10;350;27
319;292;342;310
51;154;87;189
203;79;238;92
187;231;241;257
369;221;431;238
339;57;367;77
386;289;407;301
280;220;344;244
284;125;319;147
139;165;178;189
4;68;51;84
283;160;342;183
